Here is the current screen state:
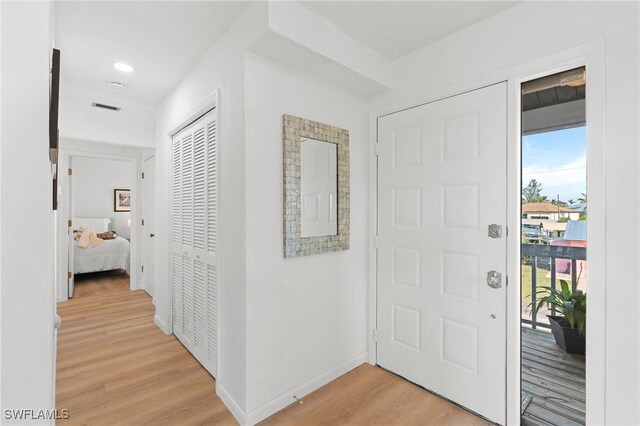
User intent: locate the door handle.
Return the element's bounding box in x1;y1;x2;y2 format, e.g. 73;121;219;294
150;233;155;238
487;271;502;289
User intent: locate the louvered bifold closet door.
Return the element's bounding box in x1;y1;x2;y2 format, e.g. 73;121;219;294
171;109;217;378
172;138;183;334
205;119;218;373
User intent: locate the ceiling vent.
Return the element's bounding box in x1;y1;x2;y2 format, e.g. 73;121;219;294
92;102;121;112
108;81;127;90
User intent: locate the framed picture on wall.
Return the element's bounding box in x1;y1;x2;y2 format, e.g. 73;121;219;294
114;189;131;212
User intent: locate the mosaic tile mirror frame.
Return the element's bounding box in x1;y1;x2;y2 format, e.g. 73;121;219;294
283;114;350;258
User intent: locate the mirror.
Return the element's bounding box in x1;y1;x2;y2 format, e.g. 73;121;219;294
300;138;338;237
283;114;350;258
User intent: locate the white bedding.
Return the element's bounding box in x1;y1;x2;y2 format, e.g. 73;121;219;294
74;235;130;274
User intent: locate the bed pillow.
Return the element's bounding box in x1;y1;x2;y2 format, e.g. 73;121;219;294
74;218;112;233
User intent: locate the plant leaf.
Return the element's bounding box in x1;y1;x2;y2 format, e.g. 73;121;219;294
560;280;571;300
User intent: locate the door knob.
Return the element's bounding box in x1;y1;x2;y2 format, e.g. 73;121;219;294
150;233;155;238
487;271;502;289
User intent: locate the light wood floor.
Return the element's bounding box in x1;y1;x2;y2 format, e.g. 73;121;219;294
262;366;488;426
57;273;487;426
71;270;131;298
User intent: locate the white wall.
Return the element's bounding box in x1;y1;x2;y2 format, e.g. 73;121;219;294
0;1;55;421
59;83;155;148
243;53;368;421
371;2;639;424
73;157;134;238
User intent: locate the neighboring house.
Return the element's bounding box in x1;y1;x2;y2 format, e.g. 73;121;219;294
551;221;588;289
522;202;580;221
522;219;567;238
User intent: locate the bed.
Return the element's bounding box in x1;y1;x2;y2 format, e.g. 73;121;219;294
73;217;130;274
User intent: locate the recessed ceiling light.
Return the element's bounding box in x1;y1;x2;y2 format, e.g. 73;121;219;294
109;81;127;89
113;62;134;73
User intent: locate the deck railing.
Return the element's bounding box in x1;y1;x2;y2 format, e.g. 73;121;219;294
521;243;587;329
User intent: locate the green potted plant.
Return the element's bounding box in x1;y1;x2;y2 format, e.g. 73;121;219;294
531;280;586;355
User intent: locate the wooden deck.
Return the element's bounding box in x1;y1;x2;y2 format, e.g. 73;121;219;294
521;327;586;426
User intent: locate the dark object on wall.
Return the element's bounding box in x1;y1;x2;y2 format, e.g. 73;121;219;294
50;48;60;210
114;189;131;212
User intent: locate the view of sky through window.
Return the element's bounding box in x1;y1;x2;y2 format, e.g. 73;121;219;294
522;126;586;203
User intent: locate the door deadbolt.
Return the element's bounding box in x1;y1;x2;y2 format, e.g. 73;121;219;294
488;224;502;238
487;271;502;289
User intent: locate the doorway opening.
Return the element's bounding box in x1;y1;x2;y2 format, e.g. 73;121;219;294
67;155;135;299
519;67;587;425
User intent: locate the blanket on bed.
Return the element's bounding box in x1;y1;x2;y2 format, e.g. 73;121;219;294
97;231;117;240
73;227;104;249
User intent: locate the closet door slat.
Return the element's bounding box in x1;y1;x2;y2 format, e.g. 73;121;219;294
193;127;206;252
206;120;217;255
181;134;194;247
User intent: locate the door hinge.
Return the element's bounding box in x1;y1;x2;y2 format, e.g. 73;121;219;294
68;168;72;176
142;219;145;226
375;142;380;156
374;236;379;250
142;266;144;273
68;219;72;227
142;172;145;179
506;275;509;286
373;329;378;343
67;271;72;279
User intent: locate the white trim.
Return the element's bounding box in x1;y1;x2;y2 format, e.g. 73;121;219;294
56;149;144;301
216;383;247;426
367;116;378;366
368;39;606;425
141;154;156;298
168;90;219;137
153;314;171;335
244;353;367;426
504;40;606;426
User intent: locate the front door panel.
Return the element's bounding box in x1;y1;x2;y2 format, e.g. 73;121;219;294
377;83;507;423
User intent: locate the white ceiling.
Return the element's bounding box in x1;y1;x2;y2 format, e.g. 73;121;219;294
54;1;250;106
55;1;520;107
301;1;521;59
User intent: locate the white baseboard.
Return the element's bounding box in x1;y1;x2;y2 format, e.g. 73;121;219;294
217;383;247;425
153;314;171;335
244;352;367;425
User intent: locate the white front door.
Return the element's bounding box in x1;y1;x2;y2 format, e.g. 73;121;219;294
377;83;507;424
142;155;156;297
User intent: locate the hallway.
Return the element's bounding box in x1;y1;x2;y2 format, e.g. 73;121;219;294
56;274;236;425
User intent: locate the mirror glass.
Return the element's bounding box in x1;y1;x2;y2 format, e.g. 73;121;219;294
300;137;338;237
